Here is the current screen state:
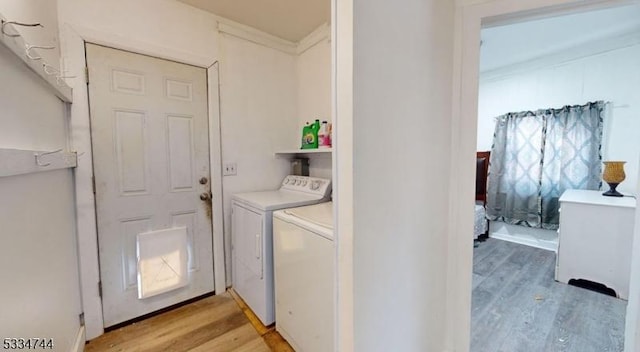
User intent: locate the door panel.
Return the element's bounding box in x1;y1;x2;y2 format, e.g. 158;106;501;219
86;43;214;327
114;109;149;195
167;115;195;191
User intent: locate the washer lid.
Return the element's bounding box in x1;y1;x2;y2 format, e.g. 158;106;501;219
282;201;334;229
233;190;326;211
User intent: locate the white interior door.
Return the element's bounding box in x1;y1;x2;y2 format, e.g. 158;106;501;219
86;43;214;327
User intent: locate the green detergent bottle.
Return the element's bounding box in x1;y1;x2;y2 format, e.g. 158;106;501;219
301;119;321;149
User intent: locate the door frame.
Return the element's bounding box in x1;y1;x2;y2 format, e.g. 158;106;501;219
449;0;640;351
60;25;226;340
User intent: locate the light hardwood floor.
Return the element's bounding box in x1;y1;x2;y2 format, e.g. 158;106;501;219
85;291;293;352
472;238;626;352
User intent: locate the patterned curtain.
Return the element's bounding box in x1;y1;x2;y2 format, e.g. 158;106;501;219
486;101;605;230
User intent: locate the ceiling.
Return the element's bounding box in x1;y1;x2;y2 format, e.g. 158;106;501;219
480;4;640;72
176;0;330;42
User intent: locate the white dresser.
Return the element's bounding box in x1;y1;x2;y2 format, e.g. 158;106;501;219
557;189;636;299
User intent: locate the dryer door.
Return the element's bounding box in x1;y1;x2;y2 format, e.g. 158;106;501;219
232;204;264;279
231;202;273;325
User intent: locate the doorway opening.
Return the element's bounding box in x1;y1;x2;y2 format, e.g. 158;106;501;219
466;2;640;351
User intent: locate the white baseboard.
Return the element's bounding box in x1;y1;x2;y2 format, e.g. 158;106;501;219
71;325;85;352
489;221;558;252
490;232;557;252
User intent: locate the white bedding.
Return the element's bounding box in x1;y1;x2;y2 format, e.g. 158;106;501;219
474;203;488;239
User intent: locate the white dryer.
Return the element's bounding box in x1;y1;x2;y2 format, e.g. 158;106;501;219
273;201;334;352
232;175;331;326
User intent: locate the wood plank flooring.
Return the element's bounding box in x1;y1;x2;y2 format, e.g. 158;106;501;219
472;238;626;352
85;239;625;351
85;291;292;352
228;289;294;352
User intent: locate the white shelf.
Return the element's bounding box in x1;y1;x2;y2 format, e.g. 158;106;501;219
275;148;333;157
0;148;77;178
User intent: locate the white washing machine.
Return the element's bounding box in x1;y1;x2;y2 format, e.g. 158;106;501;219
232;175;331;326
273;201;334;352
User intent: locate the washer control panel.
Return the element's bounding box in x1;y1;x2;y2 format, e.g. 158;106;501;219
281;175;332;197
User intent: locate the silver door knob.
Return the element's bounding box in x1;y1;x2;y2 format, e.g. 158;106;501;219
200;192;210;201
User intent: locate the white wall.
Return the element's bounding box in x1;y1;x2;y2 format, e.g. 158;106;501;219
57;0;227;338
350;0;455;350
57;0;218;66
297;36;332;131
297;31;333;179
626;156;640;352
0;0;61;71
218;33;298;283
334;0;354;348
478;44;640;195
0;40;82;352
